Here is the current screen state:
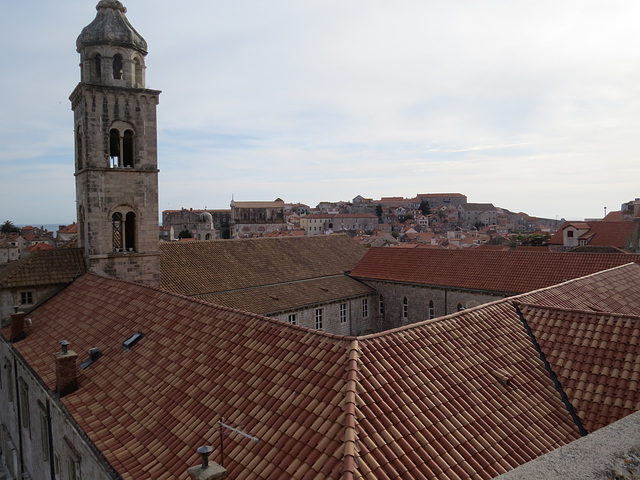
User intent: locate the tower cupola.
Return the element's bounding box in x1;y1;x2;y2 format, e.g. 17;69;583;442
77;0;148;88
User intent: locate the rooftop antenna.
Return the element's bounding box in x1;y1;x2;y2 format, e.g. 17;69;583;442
604;206;607;218
217;419;259;468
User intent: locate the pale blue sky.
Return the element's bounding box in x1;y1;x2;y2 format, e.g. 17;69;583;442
1;1;639;225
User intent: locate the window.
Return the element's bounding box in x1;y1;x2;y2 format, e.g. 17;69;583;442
567;230;574;238
315;308;323;330
379;294;385;315
40;410;50;462
110;128;135;167
288;314;297;326
19;379;30;430
125;212;136;251
340;304;347;324
402;297;408;321
68;458;81;480
113;54;123;80
362;298;369;318
3;360;13;402
428;300;435;319
112;212;123;250
93;54;102;82
20;291;33;305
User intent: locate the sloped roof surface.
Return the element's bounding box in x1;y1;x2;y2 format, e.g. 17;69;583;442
160;235;367;297
350;248;640;294
518;303;640;433
519;263;640;315
198;275;373;315
548;221;638;248
5;273;583;480
577;221;637;248
0;248;86;288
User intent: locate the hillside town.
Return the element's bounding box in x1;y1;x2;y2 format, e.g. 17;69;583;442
1;2;640;480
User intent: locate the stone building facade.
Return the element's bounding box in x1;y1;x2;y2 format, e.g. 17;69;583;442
71;0;160;285
230;199;287;238
1;314;114;480
301;213;379;236
162;208;231;240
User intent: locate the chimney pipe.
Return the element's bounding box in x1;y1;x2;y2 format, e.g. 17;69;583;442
55;341;78;397
10;311;26;343
187;446;227;480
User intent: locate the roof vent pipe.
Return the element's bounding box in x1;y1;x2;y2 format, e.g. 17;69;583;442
187;446;227;480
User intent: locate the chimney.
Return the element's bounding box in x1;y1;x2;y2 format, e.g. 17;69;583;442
187;446;227;480
10;311;26;343
55;341;78;397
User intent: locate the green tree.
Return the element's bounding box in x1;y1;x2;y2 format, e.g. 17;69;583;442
375;204;383;219
419;201;431;216
1;220;20;234
178;229;193;239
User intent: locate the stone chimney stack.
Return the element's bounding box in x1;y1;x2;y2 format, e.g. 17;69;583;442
187;446;227;480
55;341;78;397
10;311;26;342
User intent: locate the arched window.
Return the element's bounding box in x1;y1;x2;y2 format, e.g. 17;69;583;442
402;297;408;321
112;213;123;250
93;54;102;82
125;212;136;251
113;54;123;80
428;300;435;319
123;130;134;167
109;129;121;167
110;127;135;167
205;233;212;240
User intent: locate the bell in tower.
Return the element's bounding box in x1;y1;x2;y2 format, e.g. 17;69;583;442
71;0;161;285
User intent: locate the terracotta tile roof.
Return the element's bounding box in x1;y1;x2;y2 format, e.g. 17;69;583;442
5;272;585;479
548;221;638;248
0;248;86;288
518;263;640;316
350;248;640;294
57;223;78;234
160;235;367;297
577;222;638;248
517;303;640;432
198;275;373;315
25;243;55;252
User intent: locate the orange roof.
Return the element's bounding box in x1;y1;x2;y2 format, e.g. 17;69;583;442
578;222;638;248
518;303;640;432
5;272;586;479
0;248;86;288
57;223;78;234
24;243;54;252
350;248;640;294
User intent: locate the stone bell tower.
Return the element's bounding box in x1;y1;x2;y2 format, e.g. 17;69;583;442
70;0;160;285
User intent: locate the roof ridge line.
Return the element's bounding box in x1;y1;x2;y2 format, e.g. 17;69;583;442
189;273;348;297
340;339;362;480
516;302;640;320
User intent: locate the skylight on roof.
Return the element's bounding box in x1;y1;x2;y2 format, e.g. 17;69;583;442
122;332;145;351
